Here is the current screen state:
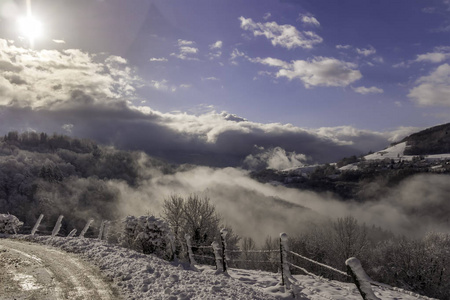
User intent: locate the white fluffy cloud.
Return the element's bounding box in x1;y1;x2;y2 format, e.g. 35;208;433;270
208;40;222;59
239;16;322;49
171;39;199;60
244;147;308;171
356;46;376;56
408;63;450;106
352;86;384;95
209;41;222;49
415;47;450;63
254;56;362;88
0;40;141;108
299;14;320;27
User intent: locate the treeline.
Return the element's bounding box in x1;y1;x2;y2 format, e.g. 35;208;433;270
0;131;173;233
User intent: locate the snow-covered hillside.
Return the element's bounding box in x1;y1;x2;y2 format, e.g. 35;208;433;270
7;235;437;300
364;142;450;162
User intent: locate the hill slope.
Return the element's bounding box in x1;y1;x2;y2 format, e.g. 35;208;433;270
401;122;450;155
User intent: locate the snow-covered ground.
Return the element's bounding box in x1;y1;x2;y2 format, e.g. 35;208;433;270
4;235;436;300
364;142;450;162
339;142;450;171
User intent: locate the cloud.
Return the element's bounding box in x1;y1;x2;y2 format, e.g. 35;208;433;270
392;61;408;68
171;39;199;60
336;44;352;50
416;53;449;63
177;39;194;46
253;56;362;88
208;41;222;59
263;12;271;20
52;39;66;44
209;41;222;49
244;147;308;171
298;14;320;27
0;40;141;108
201;77;220;81
149;57;168;62
356;46;376;56
408;63;450;106
239;16;323;49
230;48;246;65
150;79;177;92
0;39;396;168
415;47;450;63
114;160;450;242
352;86;384;95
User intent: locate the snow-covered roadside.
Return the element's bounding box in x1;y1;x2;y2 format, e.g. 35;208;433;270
15;235;281;300
6;235;437;300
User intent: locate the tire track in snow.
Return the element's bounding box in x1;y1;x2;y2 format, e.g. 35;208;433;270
0;239;118;300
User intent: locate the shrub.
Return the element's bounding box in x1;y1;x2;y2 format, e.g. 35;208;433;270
119;215;172;258
0;214;23;234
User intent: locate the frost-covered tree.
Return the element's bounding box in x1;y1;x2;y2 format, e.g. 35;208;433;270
0;214;23;234
162;194;240;261
119;215;172;258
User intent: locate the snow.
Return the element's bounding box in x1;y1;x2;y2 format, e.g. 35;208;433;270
364;142;450;162
345;257;380;300
6;235;437;300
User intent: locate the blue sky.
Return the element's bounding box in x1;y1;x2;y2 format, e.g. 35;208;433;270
1;0;450;167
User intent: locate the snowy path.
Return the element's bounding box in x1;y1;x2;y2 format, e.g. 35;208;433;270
0;238;120;300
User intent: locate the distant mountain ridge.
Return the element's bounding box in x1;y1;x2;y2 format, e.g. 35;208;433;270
401;122;450;155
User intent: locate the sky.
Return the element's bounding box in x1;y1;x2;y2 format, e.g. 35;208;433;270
1;0;450;167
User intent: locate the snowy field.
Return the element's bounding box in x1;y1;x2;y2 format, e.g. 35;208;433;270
2;235;436;300
364;142;450;162
338;142;450;171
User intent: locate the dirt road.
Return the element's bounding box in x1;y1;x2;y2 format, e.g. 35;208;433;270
0;238;120;300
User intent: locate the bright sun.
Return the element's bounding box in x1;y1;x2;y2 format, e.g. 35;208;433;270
18;15;43;41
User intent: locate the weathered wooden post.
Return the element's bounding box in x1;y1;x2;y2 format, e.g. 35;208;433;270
220;228;228;272
98;220;106;240
79;218;94;238
51;215;64;237
279;232;291;289
31;214;44;235
167;232;176;261
346;257;380;300
67;229;77;237
212;241;222;271
185;234;196;265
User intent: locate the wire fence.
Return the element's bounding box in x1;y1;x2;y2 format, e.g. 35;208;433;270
10;215;438;300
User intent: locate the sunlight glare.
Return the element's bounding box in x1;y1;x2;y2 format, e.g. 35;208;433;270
18;15;43;40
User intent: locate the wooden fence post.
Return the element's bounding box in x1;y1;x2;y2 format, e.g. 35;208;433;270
279;232;291;289
67;229;77;237
185;234;196;265
79;218;94;238
98;220;106;240
346;257;380;300
220;228;228;272
212;241;222;271
31;214;44;236
51;215;64;237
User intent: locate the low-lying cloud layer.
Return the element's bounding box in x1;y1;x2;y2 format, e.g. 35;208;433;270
0;40;413;167
112;160;450;243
